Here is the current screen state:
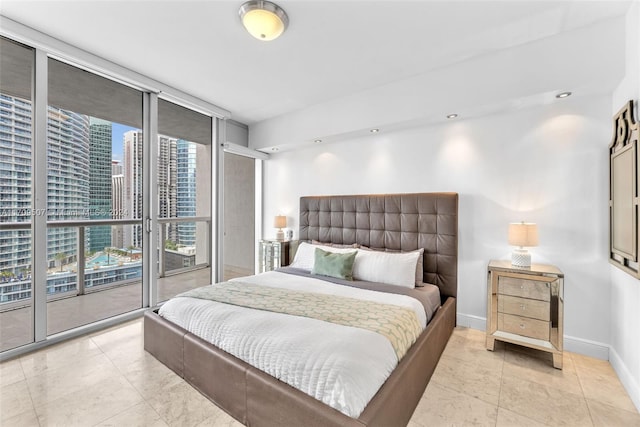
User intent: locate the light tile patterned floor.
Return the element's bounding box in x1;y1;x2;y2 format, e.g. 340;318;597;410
1;321;638;426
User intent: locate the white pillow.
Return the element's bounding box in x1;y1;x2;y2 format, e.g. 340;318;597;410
289;242;358;272
352;249;421;288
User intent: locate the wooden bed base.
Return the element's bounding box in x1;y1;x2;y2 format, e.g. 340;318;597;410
144;297;455;427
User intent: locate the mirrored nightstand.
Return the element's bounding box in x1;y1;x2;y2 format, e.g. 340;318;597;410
486;260;564;369
258;240;291;273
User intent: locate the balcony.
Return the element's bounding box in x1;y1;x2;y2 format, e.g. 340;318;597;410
0;217;248;353
0;267;214;352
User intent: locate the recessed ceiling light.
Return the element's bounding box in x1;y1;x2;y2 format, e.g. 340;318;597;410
370;128;379;133
271;147;279;152
314;139;322;143
446;113;458;119
556;91;572;99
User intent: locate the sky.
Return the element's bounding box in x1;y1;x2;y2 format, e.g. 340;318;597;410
111;122;136;162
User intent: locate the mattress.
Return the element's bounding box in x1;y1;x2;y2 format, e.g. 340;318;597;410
158;270;441;418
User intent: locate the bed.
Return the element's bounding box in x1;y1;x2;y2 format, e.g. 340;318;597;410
144;192;458;427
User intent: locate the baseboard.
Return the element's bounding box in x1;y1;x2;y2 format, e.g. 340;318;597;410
609;346;640;412
456;313;486;331
563;335;609;360
456;313;609;360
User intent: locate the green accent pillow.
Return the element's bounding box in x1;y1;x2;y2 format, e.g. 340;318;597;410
311;248;357;280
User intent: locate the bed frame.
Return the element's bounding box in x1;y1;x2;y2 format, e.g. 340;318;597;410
144;192;458;427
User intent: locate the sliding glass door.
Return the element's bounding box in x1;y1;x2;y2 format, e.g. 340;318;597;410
45;58;144;335
156;99;213;302
0;38;35;351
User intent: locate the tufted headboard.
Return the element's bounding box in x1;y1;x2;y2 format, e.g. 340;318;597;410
299;193;458;300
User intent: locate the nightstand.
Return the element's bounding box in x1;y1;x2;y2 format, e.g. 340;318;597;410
486;260;564;369
258;240;291;273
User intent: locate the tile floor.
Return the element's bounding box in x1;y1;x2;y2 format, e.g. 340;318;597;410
1;321;639;426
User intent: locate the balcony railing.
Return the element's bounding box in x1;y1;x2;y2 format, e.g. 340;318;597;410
0;216;211;312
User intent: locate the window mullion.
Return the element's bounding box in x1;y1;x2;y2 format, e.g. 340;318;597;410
32;48;47;342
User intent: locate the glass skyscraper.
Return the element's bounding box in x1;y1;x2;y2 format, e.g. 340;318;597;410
46;107;90;266
0;94;32;276
176;139;197;246
88;117;112;252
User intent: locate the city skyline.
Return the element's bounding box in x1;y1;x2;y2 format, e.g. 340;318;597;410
1;93;202;306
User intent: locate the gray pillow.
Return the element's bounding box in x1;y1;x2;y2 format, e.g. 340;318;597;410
311;248;357;280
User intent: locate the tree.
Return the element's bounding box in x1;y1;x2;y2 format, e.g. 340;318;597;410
165;240;178;251
55;252;66;272
0;270;14;281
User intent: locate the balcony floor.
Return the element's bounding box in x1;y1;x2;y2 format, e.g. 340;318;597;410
0;267;241;353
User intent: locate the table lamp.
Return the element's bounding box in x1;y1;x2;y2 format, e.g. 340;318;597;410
274;215;286;241
508;222;538;267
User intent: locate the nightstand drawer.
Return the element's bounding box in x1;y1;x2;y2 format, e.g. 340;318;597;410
498;295;550;321
498;276;550;301
498;313;550;341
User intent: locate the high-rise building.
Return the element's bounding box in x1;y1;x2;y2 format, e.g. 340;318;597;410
111;174;124;248
124;133;190;248
123;130;143;249
176;139;197;246
0;94;32;276
46;106;90;267
111;160;123;176
158;136;177;242
88;117;112;252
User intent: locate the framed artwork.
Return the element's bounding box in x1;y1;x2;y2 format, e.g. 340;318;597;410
609;100;639;278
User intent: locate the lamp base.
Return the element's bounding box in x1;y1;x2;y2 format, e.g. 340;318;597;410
275;229;284;241
511;248;531;267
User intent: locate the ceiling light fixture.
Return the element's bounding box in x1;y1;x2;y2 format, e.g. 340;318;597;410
239;0;289;41
314;139;322;143
446;113;458;119
271;147;279;152
556;91;572;99
370;128;379;133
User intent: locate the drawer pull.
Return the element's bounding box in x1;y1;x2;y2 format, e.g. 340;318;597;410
520;285;524;290
520;304;526;310
520;324;526;329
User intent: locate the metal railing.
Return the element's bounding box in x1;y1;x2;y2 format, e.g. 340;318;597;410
0;216;211;310
157;216;211;277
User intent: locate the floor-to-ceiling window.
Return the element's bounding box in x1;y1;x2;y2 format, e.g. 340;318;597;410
0;37;35;351
0;26;250;358
156;99;212;302
45;58;144;334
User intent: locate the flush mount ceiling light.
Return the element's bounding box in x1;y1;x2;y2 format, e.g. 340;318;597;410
556;91;572;99
370;128;379;133
446;113;458;119
314;139;322;143
239;0;289;41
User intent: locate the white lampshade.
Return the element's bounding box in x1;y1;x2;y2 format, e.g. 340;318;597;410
274;215;286;229
508;222;539;247
239;1;289;41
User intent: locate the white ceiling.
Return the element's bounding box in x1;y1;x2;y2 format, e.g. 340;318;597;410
0;0;632;133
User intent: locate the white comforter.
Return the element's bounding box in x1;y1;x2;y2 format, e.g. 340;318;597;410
158;271;426;418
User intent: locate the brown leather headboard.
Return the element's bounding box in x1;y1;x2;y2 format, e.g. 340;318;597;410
299;193;458;300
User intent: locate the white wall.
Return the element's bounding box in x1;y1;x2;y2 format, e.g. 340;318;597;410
261;95;612;357
610;1;640;412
